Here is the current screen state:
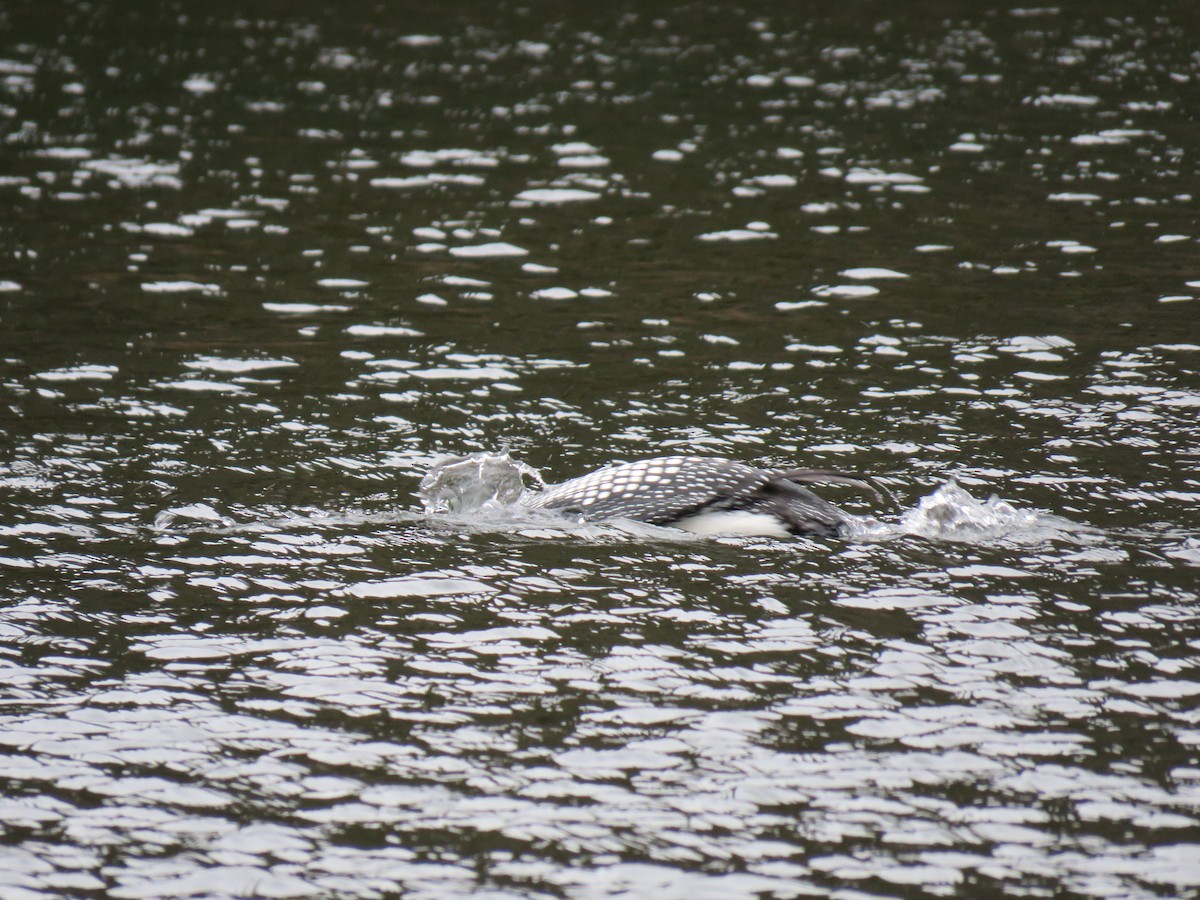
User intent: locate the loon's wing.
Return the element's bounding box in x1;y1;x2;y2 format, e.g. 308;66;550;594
757;475;851;536
523;456;770;525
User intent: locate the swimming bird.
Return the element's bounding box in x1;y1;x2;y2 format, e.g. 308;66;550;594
520;456;883;538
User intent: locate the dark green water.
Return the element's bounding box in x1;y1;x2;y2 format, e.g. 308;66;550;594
2;1;1198;897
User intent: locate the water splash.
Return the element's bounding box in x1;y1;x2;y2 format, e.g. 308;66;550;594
897;481;1043;540
152;502;236;531
418;450;543;514
842;481;1052;543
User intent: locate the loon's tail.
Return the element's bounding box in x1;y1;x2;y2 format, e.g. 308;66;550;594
777;469;898;508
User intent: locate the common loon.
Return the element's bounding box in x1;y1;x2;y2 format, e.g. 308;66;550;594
520;455;883;538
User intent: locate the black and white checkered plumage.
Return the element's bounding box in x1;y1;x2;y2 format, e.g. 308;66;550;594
521;456;869;537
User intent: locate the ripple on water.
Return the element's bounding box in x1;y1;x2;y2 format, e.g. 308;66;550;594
1;5;1199;899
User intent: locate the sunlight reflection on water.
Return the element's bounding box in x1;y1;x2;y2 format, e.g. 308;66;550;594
1;1;1199;897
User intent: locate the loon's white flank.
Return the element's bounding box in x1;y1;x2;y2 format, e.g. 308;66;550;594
673;509;793;538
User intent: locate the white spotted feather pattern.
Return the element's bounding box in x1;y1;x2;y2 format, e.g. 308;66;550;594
521;456;849;535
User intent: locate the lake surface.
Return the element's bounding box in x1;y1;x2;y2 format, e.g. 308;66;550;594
2;1;1199;897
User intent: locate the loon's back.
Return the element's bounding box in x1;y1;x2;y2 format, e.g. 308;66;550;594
521;456;864;537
